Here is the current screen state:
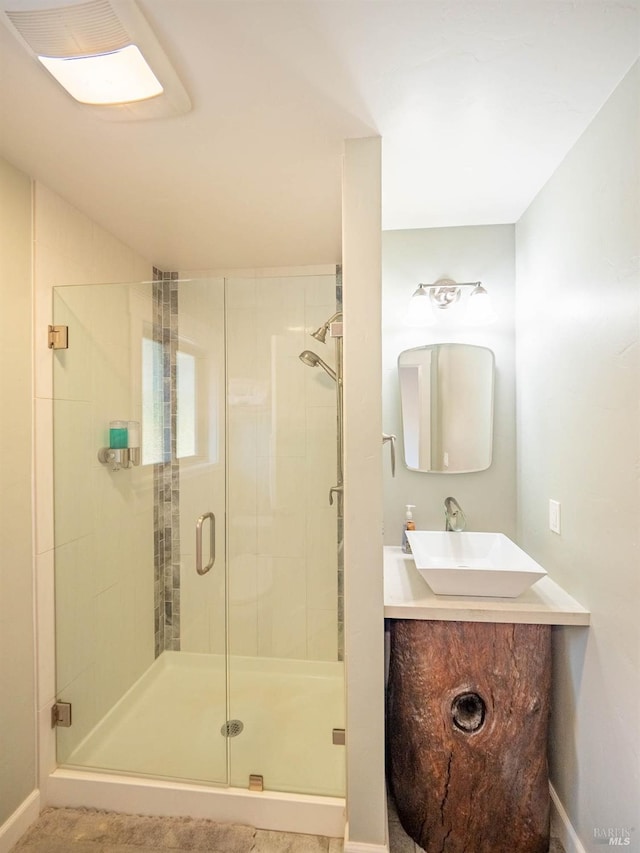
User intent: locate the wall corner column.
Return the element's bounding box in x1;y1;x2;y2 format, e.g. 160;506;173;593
342;136;386;849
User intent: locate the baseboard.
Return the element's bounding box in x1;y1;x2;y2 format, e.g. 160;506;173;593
47;769;345;838
550;783;587;853
0;790;40;853
343;820;389;853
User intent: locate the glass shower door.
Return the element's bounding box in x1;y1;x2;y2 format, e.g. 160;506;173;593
225;273;345;796
52;278;228;786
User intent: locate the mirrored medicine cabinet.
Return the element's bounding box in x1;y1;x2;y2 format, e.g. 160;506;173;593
398;343;495;474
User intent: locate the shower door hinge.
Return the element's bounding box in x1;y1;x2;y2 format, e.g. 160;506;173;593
332;728;346;745
51;701;72;728
329;321;343;338
248;774;264;792
48;325;68;350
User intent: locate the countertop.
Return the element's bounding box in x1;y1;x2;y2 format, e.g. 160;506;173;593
384;546;590;626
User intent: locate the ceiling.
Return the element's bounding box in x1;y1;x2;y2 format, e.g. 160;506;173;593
0;1;638;271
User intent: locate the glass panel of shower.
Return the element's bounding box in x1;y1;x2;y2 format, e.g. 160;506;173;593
225;274;344;796
52;272;344;796
52;277;228;785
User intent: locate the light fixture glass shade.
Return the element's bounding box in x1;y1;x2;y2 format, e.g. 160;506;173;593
404;285;435;327
38;44;163;105
463;284;498;326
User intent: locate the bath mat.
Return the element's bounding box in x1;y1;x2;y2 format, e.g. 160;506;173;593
11;807;338;852
12;808;253;851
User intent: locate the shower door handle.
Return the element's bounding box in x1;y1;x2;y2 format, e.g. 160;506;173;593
196;512;215;575
382;433;396;478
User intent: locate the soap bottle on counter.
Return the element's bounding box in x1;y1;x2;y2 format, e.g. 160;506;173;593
402;505;416;553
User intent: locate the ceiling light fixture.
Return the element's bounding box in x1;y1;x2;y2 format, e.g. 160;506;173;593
0;0;191;120
405;278;498;327
39;44;162;105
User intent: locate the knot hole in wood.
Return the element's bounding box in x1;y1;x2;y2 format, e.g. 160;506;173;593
451;692;486;733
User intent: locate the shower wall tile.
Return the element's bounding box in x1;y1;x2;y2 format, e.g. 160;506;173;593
256;456;306;513
256;556;307;659
228;440;258;514
229;512;258;557
267;378;306;459
225;277;256;309
304;274;340;306
226;308;258;377
54;537;97;693
179;579;209;652
257;510;306;559
305;407;339;510
94;579;136;719
307;608;338;661
53;399;94;547
226;271;339;662
306;513;339;613
228;553;259;656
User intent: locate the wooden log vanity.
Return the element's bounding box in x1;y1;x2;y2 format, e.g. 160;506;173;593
384;546;590;853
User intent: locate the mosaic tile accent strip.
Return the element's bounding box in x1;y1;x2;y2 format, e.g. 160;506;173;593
153;267;180;657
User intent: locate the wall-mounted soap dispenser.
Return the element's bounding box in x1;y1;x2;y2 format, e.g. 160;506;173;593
98;420;141;471
402;505;416;554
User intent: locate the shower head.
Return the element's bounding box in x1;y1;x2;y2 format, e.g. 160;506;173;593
311;311;343;343
299;350;337;381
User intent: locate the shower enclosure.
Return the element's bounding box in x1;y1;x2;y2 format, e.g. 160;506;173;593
51;272;344;806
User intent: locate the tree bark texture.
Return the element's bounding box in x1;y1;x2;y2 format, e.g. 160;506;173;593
387;619;551;853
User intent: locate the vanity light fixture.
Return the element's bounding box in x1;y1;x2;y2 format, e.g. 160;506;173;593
404;283;436;327
464;282;498;326
405;278;498;327
0;0;191;120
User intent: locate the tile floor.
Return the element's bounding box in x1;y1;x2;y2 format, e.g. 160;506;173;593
387;791;566;853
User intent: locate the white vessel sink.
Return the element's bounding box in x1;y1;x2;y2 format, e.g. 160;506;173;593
405;531;547;598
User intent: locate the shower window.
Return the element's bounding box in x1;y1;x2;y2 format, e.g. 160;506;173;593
142;336;163;465
141;337;211;464
177;349;196;459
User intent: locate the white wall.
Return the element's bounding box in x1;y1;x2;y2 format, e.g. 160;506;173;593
0;158;36;827
516;60;640;843
382;225;516;540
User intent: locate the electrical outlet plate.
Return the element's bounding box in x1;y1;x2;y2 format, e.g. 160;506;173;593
549;500;561;534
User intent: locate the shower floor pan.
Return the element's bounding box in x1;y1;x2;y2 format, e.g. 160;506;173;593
63;652;345;799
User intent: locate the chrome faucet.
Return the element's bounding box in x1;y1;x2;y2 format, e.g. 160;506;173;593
444;497;466;532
